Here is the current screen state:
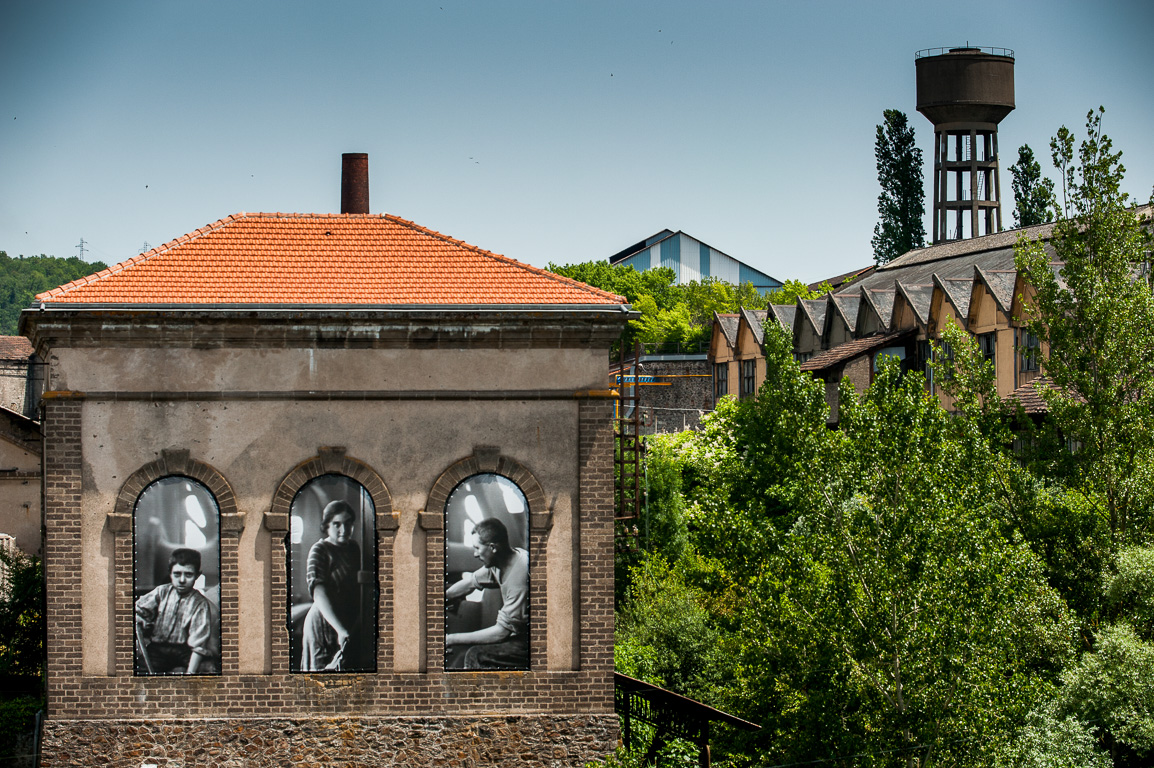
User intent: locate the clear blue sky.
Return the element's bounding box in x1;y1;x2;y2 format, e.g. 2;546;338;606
2;0;1151;283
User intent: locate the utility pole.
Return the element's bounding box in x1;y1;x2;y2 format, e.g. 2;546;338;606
76;238;87;260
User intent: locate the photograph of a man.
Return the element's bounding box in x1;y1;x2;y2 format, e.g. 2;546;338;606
445;516;529;669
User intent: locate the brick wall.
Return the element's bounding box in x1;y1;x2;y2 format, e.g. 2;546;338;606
37;394;619;767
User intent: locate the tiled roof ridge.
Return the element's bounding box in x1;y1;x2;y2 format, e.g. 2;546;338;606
37;212;253;301
35;212;627;305
377;213;627;304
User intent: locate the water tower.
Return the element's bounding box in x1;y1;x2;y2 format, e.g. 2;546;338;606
915;46;1015;242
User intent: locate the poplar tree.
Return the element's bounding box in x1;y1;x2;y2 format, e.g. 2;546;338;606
1011;144;1056;227
871;109;925;266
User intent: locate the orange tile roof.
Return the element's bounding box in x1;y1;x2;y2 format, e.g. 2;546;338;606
0;335;34;359
36;213;627;306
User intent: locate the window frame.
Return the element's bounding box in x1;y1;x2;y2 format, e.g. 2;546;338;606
132;475;222;677
443;472;531;672
713;362;728;401
287;473;379;674
739;359;756;399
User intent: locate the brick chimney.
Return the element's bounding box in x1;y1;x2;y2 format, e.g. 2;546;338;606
341;153;369;214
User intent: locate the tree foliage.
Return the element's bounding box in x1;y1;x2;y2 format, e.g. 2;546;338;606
609;109;1154;768
1015;108;1154;545
547;261;769;351
0;548;44;678
764;278;834;306
619;332;1073;767
1011;144;1056;228
0;251;107;335
871;109;925;266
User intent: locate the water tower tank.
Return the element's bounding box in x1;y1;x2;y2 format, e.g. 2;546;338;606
915;47;1015;243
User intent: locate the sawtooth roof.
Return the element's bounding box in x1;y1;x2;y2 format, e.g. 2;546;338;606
768;304;796;330
715;313;740;347
797;299;828;336
830;294;861;334
35;213;627;307
741;308;769;345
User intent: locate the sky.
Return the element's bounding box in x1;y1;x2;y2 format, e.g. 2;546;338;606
2;0;1152;284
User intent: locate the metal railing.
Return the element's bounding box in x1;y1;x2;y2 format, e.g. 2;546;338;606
915;46;1014;59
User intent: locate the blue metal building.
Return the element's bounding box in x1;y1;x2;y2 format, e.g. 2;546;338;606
608;230;782;295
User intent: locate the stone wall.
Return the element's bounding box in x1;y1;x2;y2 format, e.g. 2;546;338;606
634;357;712;435
41;714;617;768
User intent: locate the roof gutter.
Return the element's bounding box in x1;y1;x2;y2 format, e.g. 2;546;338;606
30;302;634;314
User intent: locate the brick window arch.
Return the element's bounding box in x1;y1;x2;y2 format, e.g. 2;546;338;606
423;447;551;672
110;449;240;676
267;447;395;672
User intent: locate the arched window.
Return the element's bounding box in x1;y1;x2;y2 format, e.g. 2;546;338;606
133;476;221;675
288;474;377;673
444;473;530;671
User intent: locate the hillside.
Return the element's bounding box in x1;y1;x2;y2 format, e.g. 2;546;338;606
0;252;107;335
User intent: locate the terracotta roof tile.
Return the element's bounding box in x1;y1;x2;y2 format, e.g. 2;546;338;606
36;213;627;306
1005;376;1053;414
0;336;34;359
800;330;910;373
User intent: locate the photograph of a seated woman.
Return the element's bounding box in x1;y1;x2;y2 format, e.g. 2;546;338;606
444;474;529;670
288;477;376;672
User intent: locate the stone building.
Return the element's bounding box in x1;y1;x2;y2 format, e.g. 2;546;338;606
21;166;632;766
0;336;42;557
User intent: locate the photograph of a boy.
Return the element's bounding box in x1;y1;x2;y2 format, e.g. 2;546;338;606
135;547;220;674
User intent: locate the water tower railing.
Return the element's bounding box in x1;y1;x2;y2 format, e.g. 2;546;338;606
915;46;1014;59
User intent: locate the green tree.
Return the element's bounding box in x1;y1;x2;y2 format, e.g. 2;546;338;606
993;706;1111;768
1015;107;1154;545
871;109;925;266
1011;144;1056;228
732;357;1073;767
1059;623;1154;764
547;261;774;353
0;548;44;678
0;251;107;335
765;278;834;306
615;555;731;703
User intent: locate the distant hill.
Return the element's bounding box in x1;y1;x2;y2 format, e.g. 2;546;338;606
0;252;107;336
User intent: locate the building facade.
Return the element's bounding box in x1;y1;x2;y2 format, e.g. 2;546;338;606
22;208;631;767
609;230;782;295
704;212;1142;416
0;336;42;557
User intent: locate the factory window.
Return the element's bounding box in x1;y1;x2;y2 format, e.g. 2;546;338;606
713;363;728;400
978;332;996;365
740;359;756;399
1019;330;1041;372
133;477;221;676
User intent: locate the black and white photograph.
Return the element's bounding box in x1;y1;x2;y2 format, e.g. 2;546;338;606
444;473;530;670
133;477;222;675
288;475;377;672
